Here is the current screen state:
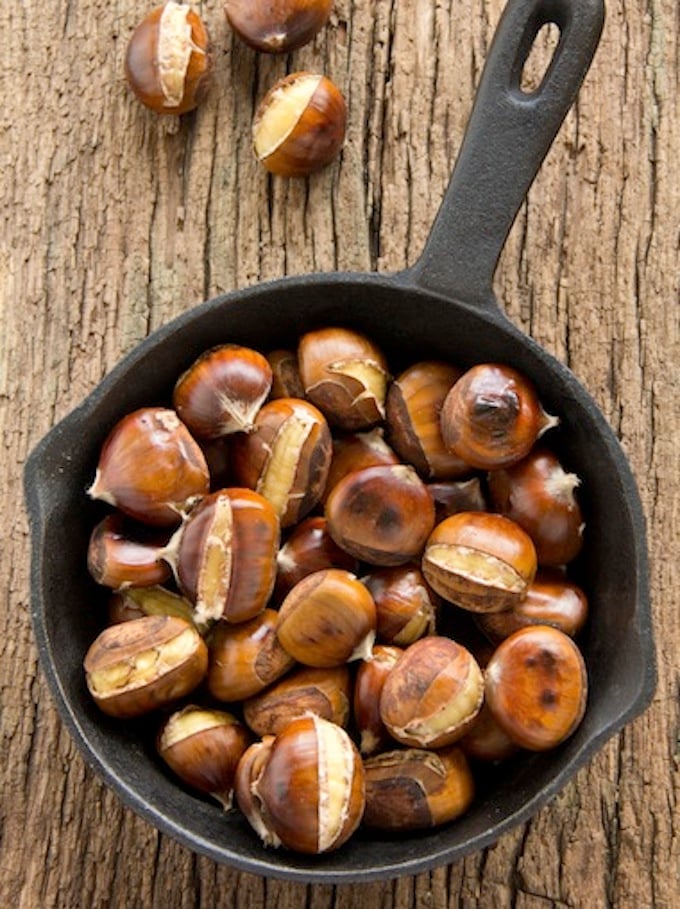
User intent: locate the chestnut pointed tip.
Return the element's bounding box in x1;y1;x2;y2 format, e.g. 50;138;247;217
86;469;117;507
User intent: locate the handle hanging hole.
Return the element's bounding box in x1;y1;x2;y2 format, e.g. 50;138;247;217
521;22;561;94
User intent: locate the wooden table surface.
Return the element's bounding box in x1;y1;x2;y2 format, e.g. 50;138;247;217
2;0;677;906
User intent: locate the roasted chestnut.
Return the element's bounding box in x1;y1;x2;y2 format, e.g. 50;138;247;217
352;645;403;755
234;714;365;853
124;1;212;115
84;615;208;718
322;427;399;502
298;326;389;430
252;73;346;177
230;397;332;528
266;349;305;400
107;585;195;627
225;0;333;54
275;515;359;599
362;565;438;646
484;624;588;751
458;702;519;763
325;464;436;566
87;407;210;526
428;477;488;523
379;636;484;749
87;514;172;589
173;345;273;439
275;568;376;667
440;363;558;469
422;511;537;613
157;706;250;808
171;488;280;626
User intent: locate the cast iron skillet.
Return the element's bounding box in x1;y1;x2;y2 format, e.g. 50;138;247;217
24;0;656;884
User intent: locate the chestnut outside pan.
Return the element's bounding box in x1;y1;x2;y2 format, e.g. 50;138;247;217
24;0;656;884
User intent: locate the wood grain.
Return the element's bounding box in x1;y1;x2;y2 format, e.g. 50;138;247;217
1;0;677;906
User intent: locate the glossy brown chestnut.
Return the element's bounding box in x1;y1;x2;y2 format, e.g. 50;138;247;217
125;1;212;115
386;360;469;479
206;609;295;702
230;397;332;528
198;437;231;491
266;349;305;400
157;706;251;808
87;514;172;589
107;585;195;627
234;714;365;853
298;326;389;430
225;0;332;54
362;565;438;646
275;516;359;600
172;488;280;626
484;624;588;751
253;73;346;177
422;511;537;613
363;746;475;831
276;569;376;667
325;464;436;566
475;568;589;643
379;636;484;748
322;427;400;502
173;344;273;439
352;645;403;755
87;407;210;526
84;615;208;718
458;702;519;763
243;664;351;736
440;363;558;469
428;477;488;524
487;447;585;566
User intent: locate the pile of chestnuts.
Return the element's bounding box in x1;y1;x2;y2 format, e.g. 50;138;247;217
124;0;347;177
83;326;590;855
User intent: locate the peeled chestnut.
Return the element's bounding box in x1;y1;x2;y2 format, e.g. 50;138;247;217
230;397;332;528
225;0;332;54
362;565;438;646
266;349;305;400
171;488;280;626
325;464;435;566
386;360;469;479
422;511;537;613
475;568;589;643
84;615;208;718
363;746;475;831
322;427;399;502
87;407;210;526
243;664;351;736
352;645;403;755
235;714;365;853
275;516;359;600
87;514;172;590
157;706;250;808
276;569;376;667
298;326;389;430
440;363;558;469
484;624;588;751
125;1;212;115
487;447;585;566
206;609;295;702
379;636;484;749
107;585;195;627
253;73;346;177
173;345;273;439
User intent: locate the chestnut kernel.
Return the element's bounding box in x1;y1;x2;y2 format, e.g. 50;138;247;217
325;464;435;566
363;746;475;831
363;565;438;646
243;664;351;736
253;73;346;178
231;397;332;528
379;636;484;749
275;515;359;600
298;326;389;430
225;0;333;54
276;569;376;667
235;714;365;853
352;645;403;755
422;511;537;613
84;615;208;718
87;514;172;590
87;407;210;526
173;345;273;439
440;363;558;469
487;447;585;566
206;609;295;702
157;706;250;808
125;1;212;115
484;624;588;751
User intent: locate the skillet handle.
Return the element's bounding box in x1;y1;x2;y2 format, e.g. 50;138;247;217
407;0;604;307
